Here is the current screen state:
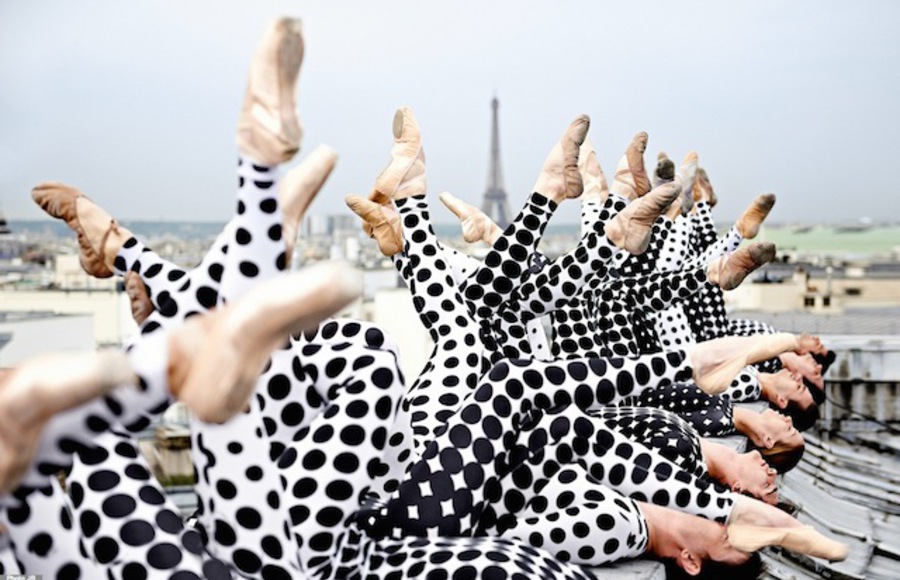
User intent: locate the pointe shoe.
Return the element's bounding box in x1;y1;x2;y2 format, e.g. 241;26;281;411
439;191;503;245
373;107;426;201
692;333;801;394
236;17;304;165
727;525;849;562
0;350;137;494
171;263;362;424
605;182;680;254
345;195;402;256
707;241;776;290
280;145;339;259
578;138;609;203
532;115;591;202
124;272;155;325
676;151;698;214
694;168;718;207
652;151;675;187
736;194;776;239
31;182;132;278
609;131;651;200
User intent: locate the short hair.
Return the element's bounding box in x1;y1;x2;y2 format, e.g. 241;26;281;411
752;440;806;474
665;552;765;580
771;401;820;432
803;377;827;405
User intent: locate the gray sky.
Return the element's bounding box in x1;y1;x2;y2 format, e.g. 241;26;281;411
2;1;900;225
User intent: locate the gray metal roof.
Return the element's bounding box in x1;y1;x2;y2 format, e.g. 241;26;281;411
731;309;900;336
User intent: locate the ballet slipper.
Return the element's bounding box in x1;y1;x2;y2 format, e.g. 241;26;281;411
345;195;402;256
694;168;718;207
578;138;609;203
279;145;339;259
0;350;137;494
609;131;651;200
31;182;133;278
171;262;362;424
652;151;675;187
727;524;849;562
124;271;155;325
692;334;801;394
677;151;698;214
736;194;776;239
531;115;590;203
372;107;426;201
236;17;304;165
664;194;684;221
605;182;680;254
707;242;776;290
439;191;503;245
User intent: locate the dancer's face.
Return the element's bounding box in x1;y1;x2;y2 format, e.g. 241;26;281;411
758;409;803;451
782;353;823;388
731;450;779;505
678;521;752;575
770;370;814;410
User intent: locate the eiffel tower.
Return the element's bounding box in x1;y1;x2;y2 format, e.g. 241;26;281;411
481;97;511;229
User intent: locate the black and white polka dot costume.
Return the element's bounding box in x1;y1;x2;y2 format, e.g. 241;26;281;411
1;330;214;579
358;353;743;568
624;382;736;438
1;324;603;580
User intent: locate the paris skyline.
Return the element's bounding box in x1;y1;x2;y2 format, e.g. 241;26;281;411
2;1;900;226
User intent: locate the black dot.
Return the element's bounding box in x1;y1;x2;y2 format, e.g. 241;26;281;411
147;542;182;570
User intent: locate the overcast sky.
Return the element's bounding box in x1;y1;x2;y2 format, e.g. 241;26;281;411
2;1;900;225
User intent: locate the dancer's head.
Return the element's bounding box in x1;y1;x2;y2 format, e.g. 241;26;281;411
748;409;805;473
672;518;752;575
775;400;820;432
730;450;779;506
644;504;753;575
766;369;814;410
666;552;764;580
780;352;823;389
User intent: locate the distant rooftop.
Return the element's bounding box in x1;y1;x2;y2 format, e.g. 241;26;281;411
732;308;900;336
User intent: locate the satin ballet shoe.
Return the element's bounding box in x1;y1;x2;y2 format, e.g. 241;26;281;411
605;181;680;254
707;241;776;290
439;191;503;245
578;138;609;202
736;193;776;239
677;151;698;214
236;17;304;165
372;107;426;201
345;195;402;256
0;350;137;494
31;182;132;278
692;333;801;394
279;145;339;259
532;115;591;202
124;272;155;325
694;168;718;207
609;131;651;200
652;151;675;187
727;524;849;562
171;262;362;424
